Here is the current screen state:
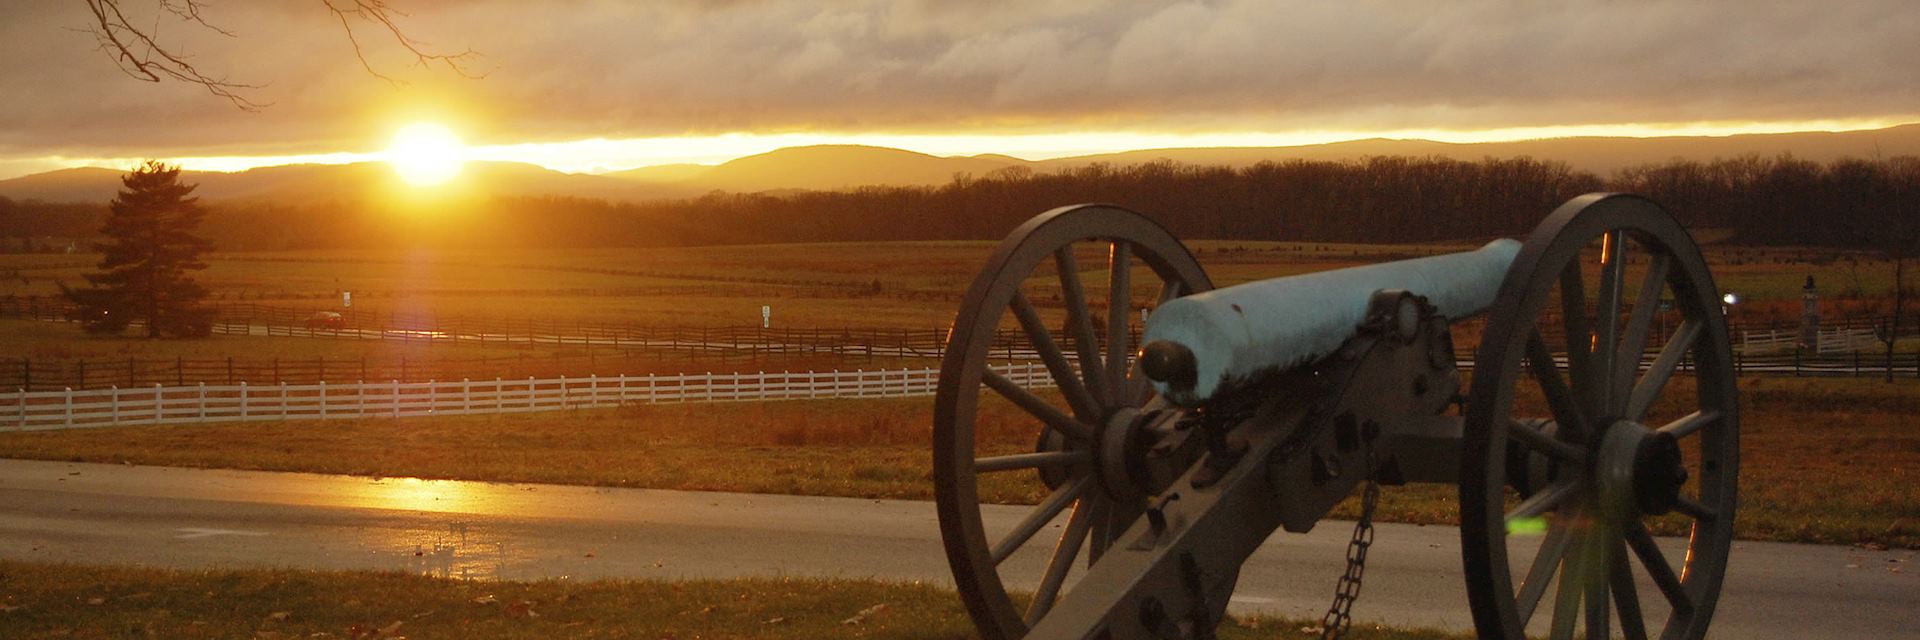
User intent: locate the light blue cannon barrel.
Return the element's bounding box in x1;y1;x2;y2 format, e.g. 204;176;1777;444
1143;239;1521;406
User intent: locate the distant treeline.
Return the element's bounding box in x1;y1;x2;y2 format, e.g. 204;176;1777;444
4;154;1916;251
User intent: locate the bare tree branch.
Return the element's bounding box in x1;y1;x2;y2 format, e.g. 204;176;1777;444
79;0;483;111
321;0;484;84
81;0;267;110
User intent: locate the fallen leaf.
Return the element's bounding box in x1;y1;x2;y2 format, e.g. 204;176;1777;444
840;603;888;625
762;617;786;625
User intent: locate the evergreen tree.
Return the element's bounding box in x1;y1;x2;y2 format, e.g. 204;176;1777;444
63;161;215;337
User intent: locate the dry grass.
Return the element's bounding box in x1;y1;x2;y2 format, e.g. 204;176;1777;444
0;376;1912;548
2;240;1885;330
0;560;1465;639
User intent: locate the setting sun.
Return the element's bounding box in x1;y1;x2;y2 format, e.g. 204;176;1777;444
386;123;466;186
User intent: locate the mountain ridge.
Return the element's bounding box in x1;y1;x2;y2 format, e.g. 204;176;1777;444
5;124;1917;204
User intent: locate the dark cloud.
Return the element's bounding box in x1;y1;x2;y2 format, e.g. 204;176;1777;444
2;0;1916;160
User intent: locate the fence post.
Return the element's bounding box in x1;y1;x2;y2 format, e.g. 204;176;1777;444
428;380;437;414
152;383;162;423
238;381;249;419
590;374;599;408
647;373;656;404
64;387;72;427
392;380;401;417
110;385;120;423
16;387;24;428
279;381;289;420
560;375;569;410
198;382;207;422
617;374;628;405
463;378;471;414
319;381;328;419
356;380;366;416
1793;347;1801;377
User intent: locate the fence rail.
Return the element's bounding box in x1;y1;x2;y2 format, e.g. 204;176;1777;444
0;363;1055;432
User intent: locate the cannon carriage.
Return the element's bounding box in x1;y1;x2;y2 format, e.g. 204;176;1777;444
932;193;1737;639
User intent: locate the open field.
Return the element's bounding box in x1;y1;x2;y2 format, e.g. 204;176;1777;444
0;561;1460;640
2;240;1900;331
0;376;1910;548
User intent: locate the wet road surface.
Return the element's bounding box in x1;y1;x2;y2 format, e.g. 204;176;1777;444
0;459;1911;638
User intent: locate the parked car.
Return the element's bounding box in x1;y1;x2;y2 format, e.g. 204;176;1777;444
305;311;345;330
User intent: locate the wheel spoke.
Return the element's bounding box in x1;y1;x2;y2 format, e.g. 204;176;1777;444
1658;409;1719;440
1624;521;1694;614
1011;291;1103;419
993;475;1090;564
1105;241;1134;403
983;371;1096;442
1508;480;1581;521
1558;261;1594;406
1509;420;1587;463
1673;495;1717;521
1086;496;1115;563
1517;524;1573;624
1592;231;1627;415
1628;320;1701;421
1584;529;1612;640
1613;253;1671;411
1024;495;1097;624
1055;247;1111;406
1549;525;1586;640
1611;537;1650;640
1527;330;1588;438
975;450;1090;473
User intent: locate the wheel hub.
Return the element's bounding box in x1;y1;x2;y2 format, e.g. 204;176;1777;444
1594;419;1689;517
1096;407;1196;500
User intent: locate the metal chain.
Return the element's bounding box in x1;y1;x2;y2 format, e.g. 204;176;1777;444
1318;446;1379;640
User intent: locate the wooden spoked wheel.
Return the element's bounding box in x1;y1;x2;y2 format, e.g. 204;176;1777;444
1462;194;1740;640
933;204;1212;639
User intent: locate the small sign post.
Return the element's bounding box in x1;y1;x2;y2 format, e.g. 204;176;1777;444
762;305;771;329
342;291;352;308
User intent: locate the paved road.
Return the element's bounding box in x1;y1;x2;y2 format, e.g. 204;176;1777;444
0;459;1911;638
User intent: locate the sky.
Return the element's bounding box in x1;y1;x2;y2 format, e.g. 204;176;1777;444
1;0;1916;180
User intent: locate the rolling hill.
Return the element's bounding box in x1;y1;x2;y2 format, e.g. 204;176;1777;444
4;124;1917;204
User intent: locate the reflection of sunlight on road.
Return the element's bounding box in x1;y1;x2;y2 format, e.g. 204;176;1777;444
396;521;518;580
351;477;486;513
334;478;536;579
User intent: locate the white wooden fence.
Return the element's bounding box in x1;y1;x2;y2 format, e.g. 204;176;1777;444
1;364;1053;433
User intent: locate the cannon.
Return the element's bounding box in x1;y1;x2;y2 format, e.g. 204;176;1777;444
933;193;1737;639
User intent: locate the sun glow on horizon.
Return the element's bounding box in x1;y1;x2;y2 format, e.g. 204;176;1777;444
386;123;467;186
